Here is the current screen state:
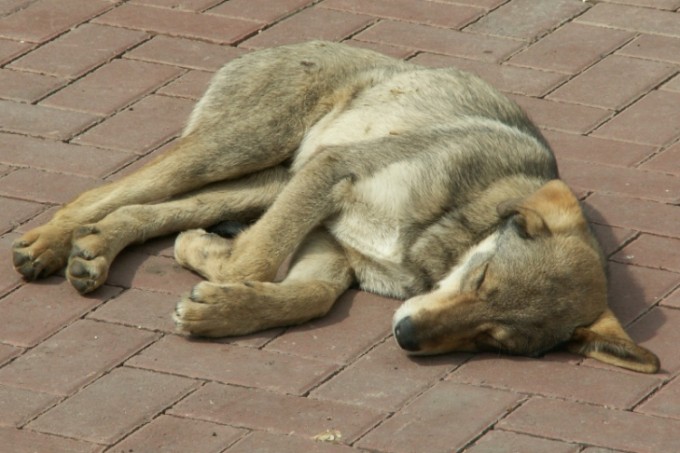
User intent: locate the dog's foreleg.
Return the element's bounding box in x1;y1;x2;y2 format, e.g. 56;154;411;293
65;167;288;293
199;147;356;283
174;229;353;337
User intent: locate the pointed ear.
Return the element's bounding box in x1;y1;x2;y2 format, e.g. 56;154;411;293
497;180;587;238
566;308;660;373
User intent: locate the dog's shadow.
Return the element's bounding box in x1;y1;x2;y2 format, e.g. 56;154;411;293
585;202;667;342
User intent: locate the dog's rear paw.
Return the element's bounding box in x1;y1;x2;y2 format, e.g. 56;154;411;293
174;229;233;281
66;225;112;293
13;226;71;280
173;281;261;337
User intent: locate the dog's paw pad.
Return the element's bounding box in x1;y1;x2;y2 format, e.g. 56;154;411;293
66;255;109;294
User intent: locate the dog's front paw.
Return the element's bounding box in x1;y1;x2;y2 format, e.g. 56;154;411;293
13;225;71;280
66;225;112;293
173;281;263;337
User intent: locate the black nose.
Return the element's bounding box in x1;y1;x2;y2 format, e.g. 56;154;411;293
394;316;420;352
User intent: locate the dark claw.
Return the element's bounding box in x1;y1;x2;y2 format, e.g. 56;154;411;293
70;277;94;294
16;260;42;281
13;250;30;268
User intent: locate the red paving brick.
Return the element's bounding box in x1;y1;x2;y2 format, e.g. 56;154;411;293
242;7;374;49
466;429;580;453
356;20;523;62
127;334;338;395
28;366;197;444
0;100;98;140
584;192;680;238
358;381;521;453
131;0;224;11
226;430;356;453
74;94;194;153
449;354;661;409
42;59;182;115
0;132;134;178
93;3;261;44
499;397;680;453
0;319;157;395
0;426;101;453
0;0;112;43
111;414;245;453
590;223;637;257
2;1;680;452
592;90;680;146
576;2;680;37
0;38;30;66
0;168;99;204
0;277;121;347
321;0;483;29
169;382;385;442
627;307;680;374
606;261;680;326
661;288;680;309
618;34;680;65
663;74;680;92
311;338;464;411
9;24;149;79
510;95;610;134
0;69;64;103
208;0;315;24
126;35;245;71
0;233;24;294
559;159;680;203
641;140;680;175
637;374;680;420
0;343;21;367
410;52;567;97
547;55;675;110
465;0;587;41
0;197;44;235
157;70;214;100
508;22;634;74
0;385;58;428
544;130;655;167
613;234;680;273
265;290;401;363
106;251;203;293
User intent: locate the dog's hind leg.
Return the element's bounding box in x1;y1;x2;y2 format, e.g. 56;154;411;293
11;118;299;282
65;166;289;294
173;229;353;337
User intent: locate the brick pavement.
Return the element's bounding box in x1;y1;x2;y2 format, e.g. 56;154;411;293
1;1;679;452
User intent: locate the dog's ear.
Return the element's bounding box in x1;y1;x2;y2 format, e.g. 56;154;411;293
497;180;586;238
566;308;660;373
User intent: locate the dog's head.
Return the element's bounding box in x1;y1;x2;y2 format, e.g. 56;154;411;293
393;180;659;373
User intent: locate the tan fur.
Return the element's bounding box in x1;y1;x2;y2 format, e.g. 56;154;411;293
12;41;659;373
